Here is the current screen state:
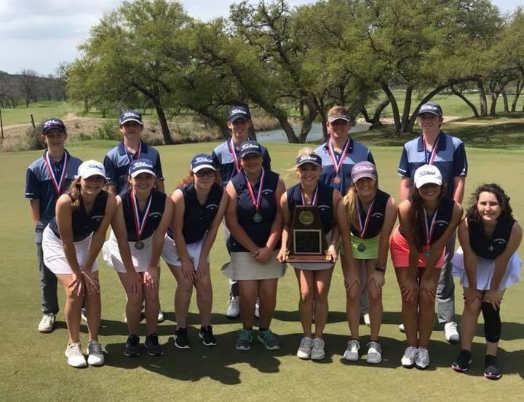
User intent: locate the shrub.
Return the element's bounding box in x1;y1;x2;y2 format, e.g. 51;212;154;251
92;119;120;141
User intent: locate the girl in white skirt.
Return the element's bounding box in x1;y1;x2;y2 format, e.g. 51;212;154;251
277;150;340;360
162;154;227;349
224;141;286;351
42;160;116;368
451;184;522;380
103;158;173;357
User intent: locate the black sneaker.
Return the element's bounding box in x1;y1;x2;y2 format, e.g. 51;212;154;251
124;334;140;357
484;355;502;380
199;326;217;347
174;327;190;349
145;333;164;356
452;349;472;373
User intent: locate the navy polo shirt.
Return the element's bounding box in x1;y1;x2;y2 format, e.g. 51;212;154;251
228;170;280;252
180;182;223;244
397;131;467;199
350;189;391;239
120;188;166;241
25;150;83;226
211;139;271;186
104;141;163;194
468;216;515;260
286;182;335;234
314;138;374;196
49;190;108;242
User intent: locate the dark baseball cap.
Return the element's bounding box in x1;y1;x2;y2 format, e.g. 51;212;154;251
42;118;67;135
190;153;216;173
129;158;156;178
119;110;143;126
239;140;262;158
228;106;250;122
351;161;377;182
418;102;443;117
296;154;322;168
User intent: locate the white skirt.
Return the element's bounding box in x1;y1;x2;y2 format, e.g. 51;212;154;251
222;250;286;280
42;226;98;274
102;230;154;273
451;247;522;291
161;234;208;270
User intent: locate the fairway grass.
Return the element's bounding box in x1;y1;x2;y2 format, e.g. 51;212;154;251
1;143;523;402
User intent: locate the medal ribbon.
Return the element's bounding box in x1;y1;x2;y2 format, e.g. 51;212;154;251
356;196;375;238
227;138;241;174
423;207;439;248
126;141;141;165
300;185;318;206
327;139;350;176
244;168;265;212
129;190;152;241
43;151;69;196
422;133;440;165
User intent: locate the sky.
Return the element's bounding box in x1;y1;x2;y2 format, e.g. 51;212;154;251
0;0;521;76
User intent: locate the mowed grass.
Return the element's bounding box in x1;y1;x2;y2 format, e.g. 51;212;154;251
1;142;523;402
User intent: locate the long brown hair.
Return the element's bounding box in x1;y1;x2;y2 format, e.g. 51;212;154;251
67;177;82;211
175;170;194;190
408;183;446;251
467;183;513;223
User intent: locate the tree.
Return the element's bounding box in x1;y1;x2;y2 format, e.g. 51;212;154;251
17;69;39;107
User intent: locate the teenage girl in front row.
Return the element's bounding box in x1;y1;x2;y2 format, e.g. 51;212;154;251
451;184;522;380
42;161;116;368
103;158;173;358
390;164;462;370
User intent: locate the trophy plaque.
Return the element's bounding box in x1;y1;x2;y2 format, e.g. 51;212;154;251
286;205;331;263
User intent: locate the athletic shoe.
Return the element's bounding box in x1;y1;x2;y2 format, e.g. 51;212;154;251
258;329;280;350
199;326;217;347
484;355;502;380
444;321;460;344
124;334;141;357
65;342;87;368
398;323;405;333
145;333;164;356
236;328;254;351
81;307;87;323
452;349;472;373
362;313;370;326
174;327;191;349
311;338;326;361
254;299;260;319
38;313;55;333
366;341;382;364
343;339;360;361
86;340;104;366
157;309;165;323
415;347;430;370
296;337;313;359
226;296;240;318
401;346;418;368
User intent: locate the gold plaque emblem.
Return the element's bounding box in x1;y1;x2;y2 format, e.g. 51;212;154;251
299;210;314;226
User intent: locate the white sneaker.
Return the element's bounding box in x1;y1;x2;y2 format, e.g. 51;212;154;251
444;321;459;344
311;338;325;360
86;340;105;366
65;342;87;368
226;296;240;318
401;346;418;368
343;339;360;361
398;323;405;333
363;313;370;326
366;341;382;364
415;347;430;369
38;313;55;333
296;337;313;359
157;309;165;323
254;299;260;319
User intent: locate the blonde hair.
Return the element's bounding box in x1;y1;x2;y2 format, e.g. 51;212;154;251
342;184;358;228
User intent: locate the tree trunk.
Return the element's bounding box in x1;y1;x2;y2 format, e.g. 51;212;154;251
298;96;318;143
510;80;523;112
451;86;479;117
502;89;509;113
400;86;413;133
477;80;488;117
369;98;389;128
381;83;401;134
489;92;498;116
194;108;229;139
152;98;173;145
313;95;329;142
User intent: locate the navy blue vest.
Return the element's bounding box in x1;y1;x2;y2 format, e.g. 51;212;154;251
228;170;280;252
50;191;108;242
468;216;515;260
121;188;166;241
286;182;335;234
350;189;390;239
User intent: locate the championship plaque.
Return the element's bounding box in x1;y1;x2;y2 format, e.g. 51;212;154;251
286;206;331;263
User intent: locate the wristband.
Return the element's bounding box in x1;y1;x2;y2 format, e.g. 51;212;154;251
374;262;386;272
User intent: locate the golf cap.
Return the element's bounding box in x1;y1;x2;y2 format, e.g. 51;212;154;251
77;160;106;180
239;140;262;158
414;164;443;188
42;118;67;135
296;154;322;168
119;110;143;126
351;161;377;182
228;106;250;122
190;153;216;173
129;158;156;178
418;102;443;117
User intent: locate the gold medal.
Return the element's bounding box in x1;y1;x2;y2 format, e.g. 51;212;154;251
298;210;314;225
